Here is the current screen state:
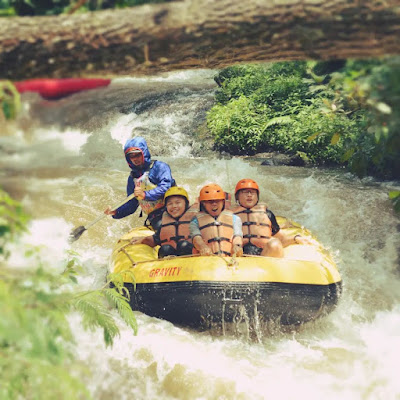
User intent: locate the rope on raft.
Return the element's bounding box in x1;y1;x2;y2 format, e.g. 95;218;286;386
118;246;239;269
119;247;137;266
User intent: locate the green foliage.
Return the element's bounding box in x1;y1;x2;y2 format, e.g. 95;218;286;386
0;188;138;399
210;62;313;154
0;81;21;121
207;96;264;153
214;62;308;107
207;58;400;179
389;191;400;213
0;189;30;258
2;0;168;16
0;0;15;15
208;61;346;162
0;267;89;400
10;0;69;15
346;57;400;178
71;274;137;347
261;105;358;164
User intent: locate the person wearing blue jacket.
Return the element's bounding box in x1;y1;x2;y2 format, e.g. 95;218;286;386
104;137;176;230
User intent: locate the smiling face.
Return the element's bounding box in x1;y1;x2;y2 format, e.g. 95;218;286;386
166;195;187;218
202;199;224;217
237;189;258;208
129;152;144;167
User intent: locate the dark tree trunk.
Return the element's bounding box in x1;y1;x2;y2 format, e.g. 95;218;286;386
1;0;400;79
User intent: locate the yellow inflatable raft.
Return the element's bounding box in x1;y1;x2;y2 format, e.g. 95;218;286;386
110;217;342;330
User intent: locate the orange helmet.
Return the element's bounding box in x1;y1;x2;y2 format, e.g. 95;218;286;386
199;183;226;202
235;179;259;199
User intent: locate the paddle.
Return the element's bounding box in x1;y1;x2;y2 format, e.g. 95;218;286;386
69;192;136;242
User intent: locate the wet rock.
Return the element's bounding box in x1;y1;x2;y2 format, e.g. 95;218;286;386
245;152;310;167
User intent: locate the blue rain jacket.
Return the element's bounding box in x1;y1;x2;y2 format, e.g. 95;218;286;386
113;137;176;219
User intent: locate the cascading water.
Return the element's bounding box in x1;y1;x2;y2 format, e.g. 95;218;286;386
1;69;400;400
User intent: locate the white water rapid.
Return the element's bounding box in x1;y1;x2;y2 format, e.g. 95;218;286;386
1;70;400;400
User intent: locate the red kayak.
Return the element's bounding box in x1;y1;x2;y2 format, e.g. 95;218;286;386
14;78;111;100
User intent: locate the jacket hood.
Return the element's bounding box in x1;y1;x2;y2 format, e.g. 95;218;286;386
124;137;151;172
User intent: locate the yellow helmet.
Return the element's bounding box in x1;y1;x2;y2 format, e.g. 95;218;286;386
164;186;189;203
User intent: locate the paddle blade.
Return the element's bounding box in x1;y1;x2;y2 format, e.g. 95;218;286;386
69;225;86;243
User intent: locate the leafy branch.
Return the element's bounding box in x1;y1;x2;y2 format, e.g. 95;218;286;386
0;187;138;399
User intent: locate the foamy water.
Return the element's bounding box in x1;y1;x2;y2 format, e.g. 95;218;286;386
1;70;400;400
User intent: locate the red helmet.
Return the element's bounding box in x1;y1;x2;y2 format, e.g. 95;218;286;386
234;179;259;199
199;183;225;202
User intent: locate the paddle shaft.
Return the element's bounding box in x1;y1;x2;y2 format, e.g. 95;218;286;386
84;192;136;229
69;192;138;242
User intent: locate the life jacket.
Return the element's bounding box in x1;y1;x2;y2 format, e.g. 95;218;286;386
224;192;232;210
232;203;272;249
132;162;164;215
195;210;235;256
159;206;198;249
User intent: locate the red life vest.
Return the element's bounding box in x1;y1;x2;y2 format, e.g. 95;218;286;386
159;206;198;248
232;203;272;249
195;210;235;256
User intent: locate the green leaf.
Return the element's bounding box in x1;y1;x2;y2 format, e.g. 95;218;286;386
2;101;10;119
375;102;392;115
296;151;309;161
330;133;340;145
389;191;400;213
307;132;320;142
0;80;21;120
262;116;292;131
103;288;137;334
341;148;355;162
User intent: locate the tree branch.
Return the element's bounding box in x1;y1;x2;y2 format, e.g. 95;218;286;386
1;0;399;79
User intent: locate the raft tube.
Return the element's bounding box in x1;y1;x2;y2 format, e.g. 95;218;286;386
14;78;111;100
110;217;342;330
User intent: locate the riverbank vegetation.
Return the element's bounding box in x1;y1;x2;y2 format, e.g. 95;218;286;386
207;57;400;183
0;0;166;16
0;188;137;399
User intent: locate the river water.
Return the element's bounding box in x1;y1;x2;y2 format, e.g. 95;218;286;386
1;70;400;400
